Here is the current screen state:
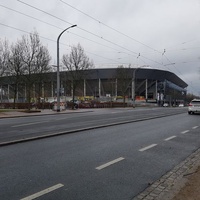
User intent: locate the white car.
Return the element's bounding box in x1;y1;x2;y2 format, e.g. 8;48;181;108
163;103;169;107
188;99;200;114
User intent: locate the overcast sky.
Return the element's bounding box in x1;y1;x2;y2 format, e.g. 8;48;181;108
1;0;200;95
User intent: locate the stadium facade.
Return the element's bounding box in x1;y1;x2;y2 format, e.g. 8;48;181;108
0;67;188;106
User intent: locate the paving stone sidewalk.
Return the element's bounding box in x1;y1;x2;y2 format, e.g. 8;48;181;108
132;148;200;200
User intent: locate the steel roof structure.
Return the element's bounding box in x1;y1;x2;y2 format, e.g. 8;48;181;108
75;68;188;89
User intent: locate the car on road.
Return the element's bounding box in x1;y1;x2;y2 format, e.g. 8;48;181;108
188;99;200;114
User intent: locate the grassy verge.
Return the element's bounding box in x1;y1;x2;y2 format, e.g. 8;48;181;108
0;109;41;113
0;109;16;113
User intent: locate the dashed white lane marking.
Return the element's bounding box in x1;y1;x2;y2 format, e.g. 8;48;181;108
164;136;177;141
181;130;190;134
12;121;48;128
139;144;157;152
96;157;125;170
20;183;64;200
192;126;199;129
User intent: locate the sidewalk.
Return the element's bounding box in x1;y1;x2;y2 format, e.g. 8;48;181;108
1;109;200;200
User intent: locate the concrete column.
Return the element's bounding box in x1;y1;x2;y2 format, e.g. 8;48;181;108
99;79;101;97
145;79;148;100
132;78;135;100
0;85;2;102
7;84;9;101
24;84;26;102
84;79;86;97
115;79;118;97
16;84;19;102
51;81;54;97
71;81;73;97
33;84;35;99
155;80;158;100
42;82;44;98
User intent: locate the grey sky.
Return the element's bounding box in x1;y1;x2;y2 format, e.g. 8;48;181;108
1;0;200;95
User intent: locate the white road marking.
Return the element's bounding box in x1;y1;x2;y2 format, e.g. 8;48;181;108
139;144;157;152
12;121;48;128
192;126;199;129
181;130;190;134
96;157;125;170
164;136;177;141
20;183;64;200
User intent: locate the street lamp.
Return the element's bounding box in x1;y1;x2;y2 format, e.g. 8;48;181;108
56;24;77;112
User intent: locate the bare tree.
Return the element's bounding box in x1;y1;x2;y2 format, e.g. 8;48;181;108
0;39;9;77
18;31;51;109
33;45;52;103
62;43;93;108
35;46;52;73
0;39;10;103
7;42;24;108
116;65;132;107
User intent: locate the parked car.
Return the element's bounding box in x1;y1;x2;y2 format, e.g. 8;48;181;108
68;100;81;109
179;103;184;107
188;99;200;114
163;103;169;107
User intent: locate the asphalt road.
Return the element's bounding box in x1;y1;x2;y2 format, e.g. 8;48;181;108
1;108;200;200
0;107;186;144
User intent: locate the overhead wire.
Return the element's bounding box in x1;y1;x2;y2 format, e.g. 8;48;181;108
0;22;124;64
0;22;56;43
16;0;73;26
158;46;199;93
163;53;198;92
60;0;162;54
15;0;198;78
6;1;198;70
3;1;199;93
0;3;126;55
1;3;199;94
0;5;136;65
16;0;139;56
0;4;63;31
16;0;169;66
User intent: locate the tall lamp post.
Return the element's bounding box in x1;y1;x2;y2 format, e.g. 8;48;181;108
56;24;77;112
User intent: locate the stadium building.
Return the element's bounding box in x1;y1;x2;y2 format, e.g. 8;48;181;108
0;67;188;106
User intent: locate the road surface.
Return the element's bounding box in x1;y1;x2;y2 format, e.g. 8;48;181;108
1;108;200;199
